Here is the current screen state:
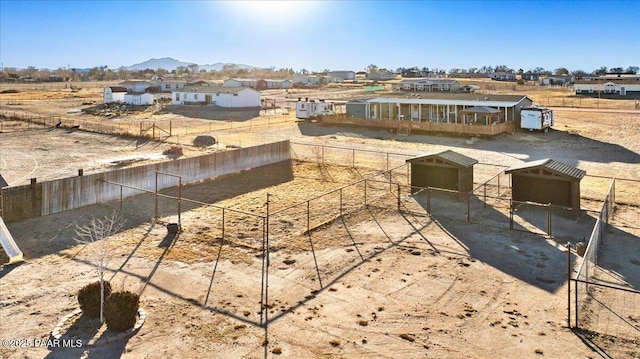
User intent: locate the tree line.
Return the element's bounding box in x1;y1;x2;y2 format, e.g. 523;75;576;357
1;63;637;83
0;64;296;83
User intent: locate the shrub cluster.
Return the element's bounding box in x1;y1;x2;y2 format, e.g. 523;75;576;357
104;291;140;332
77;281;112;318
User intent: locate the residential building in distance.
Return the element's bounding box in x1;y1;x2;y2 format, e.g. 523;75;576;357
328;70;355;83
171;86;261;108
386;78;461;92
540;75;574;86
520;73;540;81
223;78;257;88
490;72;517;81
256;79;293;90
574;79;640;99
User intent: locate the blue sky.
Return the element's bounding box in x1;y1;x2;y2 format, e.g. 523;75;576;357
1;0;638;73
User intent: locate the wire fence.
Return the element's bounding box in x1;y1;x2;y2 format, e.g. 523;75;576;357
0;109;296;140
544;96;640;110
571;178;640;343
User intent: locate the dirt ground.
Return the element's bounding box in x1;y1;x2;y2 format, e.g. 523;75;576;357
1;87;639;359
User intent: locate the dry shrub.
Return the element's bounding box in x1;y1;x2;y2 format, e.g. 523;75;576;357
77;281;112;318
104;291;140;332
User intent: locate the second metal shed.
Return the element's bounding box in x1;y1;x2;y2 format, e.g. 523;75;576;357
504;159;586;211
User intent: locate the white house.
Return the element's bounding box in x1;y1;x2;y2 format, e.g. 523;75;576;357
541;75;574;86
257;79;293;90
103;86;128;103
172;86;261;108
574;81;640;99
490;72;516;81
223;78;257;88
124;92;155;105
119;80;153;93
293;74;322;86
152;80;187;92
328;70;356;83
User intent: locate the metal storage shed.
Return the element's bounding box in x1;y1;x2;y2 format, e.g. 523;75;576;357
406;150;478;194
505;159;586;211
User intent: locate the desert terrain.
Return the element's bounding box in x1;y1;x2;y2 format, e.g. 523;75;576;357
0;84;639;359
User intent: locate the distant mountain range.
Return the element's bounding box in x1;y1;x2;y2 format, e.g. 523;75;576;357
125;57;256;71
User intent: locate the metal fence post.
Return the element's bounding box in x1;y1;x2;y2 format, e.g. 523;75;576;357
154;172;158;220
466;193;470;224
483;183;487;208
364;179;367;206
386;153;389;172
397;183;401;211
406;163;410;185
566;242;571;328
352;149;355;168
178;177;182;227
427;187;431;214
548;203;552;238
307;200;310;232
509;199;514;230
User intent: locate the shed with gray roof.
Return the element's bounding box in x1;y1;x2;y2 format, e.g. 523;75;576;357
406;150;478;194
505;159;586;212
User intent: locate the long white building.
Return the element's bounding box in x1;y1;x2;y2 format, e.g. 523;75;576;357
172;86;261;108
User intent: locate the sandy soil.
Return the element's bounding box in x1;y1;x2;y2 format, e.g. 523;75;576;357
1;87;639;359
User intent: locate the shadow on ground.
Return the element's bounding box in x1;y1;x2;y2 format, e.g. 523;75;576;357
5;161;293;260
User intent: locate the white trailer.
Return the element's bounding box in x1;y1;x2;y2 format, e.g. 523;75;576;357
296;98;336;120
520;107;553;132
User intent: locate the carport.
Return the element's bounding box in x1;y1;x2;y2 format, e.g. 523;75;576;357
406;150;478;194
505;159;586;211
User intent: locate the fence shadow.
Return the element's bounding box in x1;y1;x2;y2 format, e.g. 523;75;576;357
165;105;260;121
413;192;582;292
597;223;640;291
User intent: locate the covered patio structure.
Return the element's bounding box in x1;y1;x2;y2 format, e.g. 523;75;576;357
459;106;502;125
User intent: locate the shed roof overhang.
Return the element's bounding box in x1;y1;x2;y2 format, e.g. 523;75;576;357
406;150;478;168
505;159;586;180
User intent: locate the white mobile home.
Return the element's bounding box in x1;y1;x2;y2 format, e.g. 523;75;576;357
172;86;261;108
223;78;257;88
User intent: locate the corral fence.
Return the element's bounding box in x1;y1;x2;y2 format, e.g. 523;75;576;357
0;109;295;140
545;96;640;110
0;112;62;132
568;177;640;342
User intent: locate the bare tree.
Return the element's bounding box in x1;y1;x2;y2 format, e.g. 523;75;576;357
75;211;126;323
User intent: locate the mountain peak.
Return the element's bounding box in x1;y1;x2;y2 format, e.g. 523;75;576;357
126;58;255;71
